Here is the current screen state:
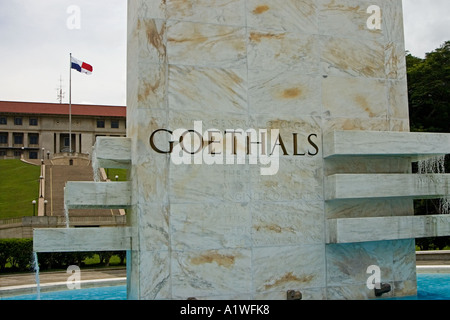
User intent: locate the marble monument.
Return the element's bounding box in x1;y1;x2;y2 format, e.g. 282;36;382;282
34;0;450;300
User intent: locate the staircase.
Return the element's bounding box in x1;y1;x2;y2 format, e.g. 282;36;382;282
45;163;122;220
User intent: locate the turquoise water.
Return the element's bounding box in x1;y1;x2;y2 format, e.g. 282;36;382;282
2;285;127;300
2;274;449;300
393;274;450;300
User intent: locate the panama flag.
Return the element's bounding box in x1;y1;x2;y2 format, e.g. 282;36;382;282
71;56;93;75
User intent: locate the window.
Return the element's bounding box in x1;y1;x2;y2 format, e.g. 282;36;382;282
29;151;38;159
29;133;39;145
0;151;6;156
29;118;38;126
0;117;6;125
111;120;119;129
0;133;7;144
14;117;23;125
97;120;105;128
13;133;23;145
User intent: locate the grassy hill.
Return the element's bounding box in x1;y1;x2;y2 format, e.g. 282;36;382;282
105;168;128;182
0;160;40;219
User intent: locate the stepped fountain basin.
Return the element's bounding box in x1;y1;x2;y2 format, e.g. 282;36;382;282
64;181;132;209
33;227;133;253
324;131;450;160
325;174;450;201
327;214;450;244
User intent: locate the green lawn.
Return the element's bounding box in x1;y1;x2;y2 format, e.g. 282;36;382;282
0;160;41;219
83;254;125;267
0;162;127;220
105;168;128;181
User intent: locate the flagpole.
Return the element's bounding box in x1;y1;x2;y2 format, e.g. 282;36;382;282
69;53;72;154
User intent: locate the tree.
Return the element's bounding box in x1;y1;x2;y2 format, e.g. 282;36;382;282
407;41;450;250
407;41;450;133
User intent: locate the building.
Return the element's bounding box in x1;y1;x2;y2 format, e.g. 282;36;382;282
0;101;126;160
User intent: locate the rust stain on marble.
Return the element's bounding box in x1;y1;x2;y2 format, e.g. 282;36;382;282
254;223;295;234
191;252;236;268
282;88;303;99
361;65;378;78
325;1;361;13
324;39;383;78
169;0;193;15
223;69;245;86
142;19;166;58
354;95;376;117
341;119;358;130
168;30;208;45
264;272;314;290
253;5;270;15
138;79;162;103
386;43;402;77
249;32;285;43
262;180;278;188
354;95;369;109
168;24;245;53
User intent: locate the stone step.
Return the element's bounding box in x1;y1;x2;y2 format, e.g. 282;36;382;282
44;164;122;217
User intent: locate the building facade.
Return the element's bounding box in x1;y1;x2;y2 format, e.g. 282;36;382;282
0;101;126;160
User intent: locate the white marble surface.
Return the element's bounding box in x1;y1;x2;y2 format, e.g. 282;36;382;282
94;137;131;169
325;174;450;200
325;239;416;299
123;0;417;300
33;227;133;252
64;182;132;209
327;215;450;244
324;131;450;159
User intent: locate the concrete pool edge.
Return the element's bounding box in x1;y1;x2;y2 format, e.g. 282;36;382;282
416;265;450;274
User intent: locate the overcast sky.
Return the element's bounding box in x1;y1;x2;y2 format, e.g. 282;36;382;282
0;0;449;106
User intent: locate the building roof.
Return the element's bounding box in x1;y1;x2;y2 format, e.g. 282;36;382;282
0;101;126;118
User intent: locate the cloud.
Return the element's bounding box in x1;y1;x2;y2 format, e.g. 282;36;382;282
0;1;448;106
403;0;450;57
0;0;127;106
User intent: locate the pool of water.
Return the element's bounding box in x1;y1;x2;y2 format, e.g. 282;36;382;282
2;274;449;300
2;285;127;300
392;274;450;300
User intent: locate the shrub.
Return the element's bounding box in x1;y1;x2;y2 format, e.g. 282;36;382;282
0;239;126;273
0;238;33;271
37;252;95;270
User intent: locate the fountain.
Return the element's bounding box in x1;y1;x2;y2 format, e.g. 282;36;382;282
63;190;70;228
418;155;446;175
91;145;101;183
32;252;40;300
33;0;450;300
417;155;450;214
